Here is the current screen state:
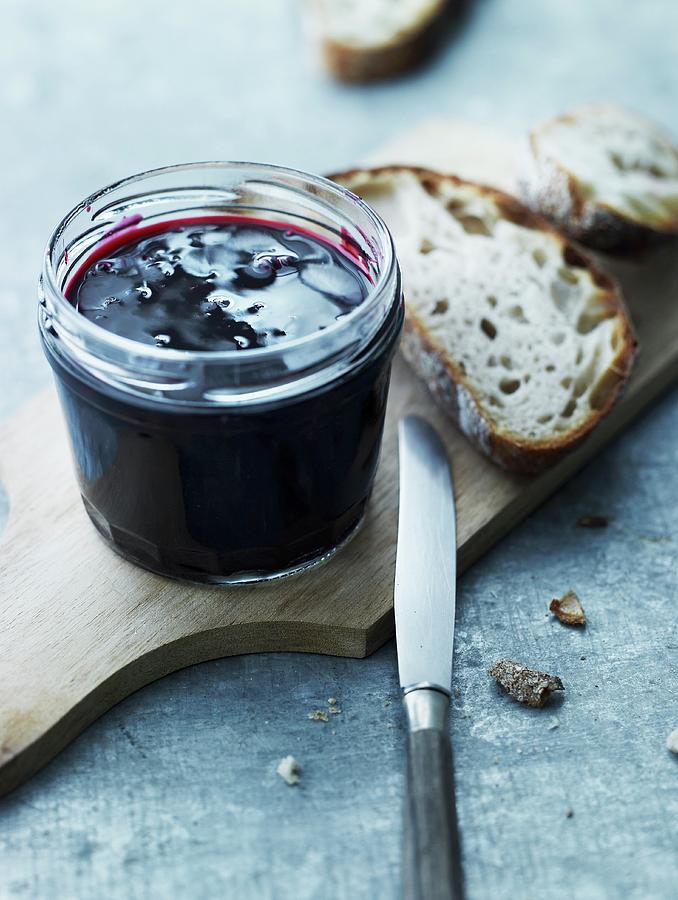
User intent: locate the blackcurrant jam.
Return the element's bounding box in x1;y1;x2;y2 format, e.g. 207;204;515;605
39;163;402;583
69;218;371;351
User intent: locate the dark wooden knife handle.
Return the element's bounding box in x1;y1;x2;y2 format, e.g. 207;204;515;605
403;724;464;900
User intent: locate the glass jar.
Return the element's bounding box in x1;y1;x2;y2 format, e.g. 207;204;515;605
39;162;403;584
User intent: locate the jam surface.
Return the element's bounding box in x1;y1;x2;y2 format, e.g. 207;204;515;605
68;220;370;351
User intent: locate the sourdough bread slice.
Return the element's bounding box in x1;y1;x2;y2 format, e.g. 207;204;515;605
522;105;678;251
333;166;636;473
305;0;449;83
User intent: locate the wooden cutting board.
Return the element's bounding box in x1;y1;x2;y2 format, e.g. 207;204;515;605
1;121;677;798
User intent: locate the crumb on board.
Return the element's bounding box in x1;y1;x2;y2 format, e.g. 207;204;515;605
328;697;338;706
308;710;329;722
565;808;574;818
550;590;587;626
577;515;609;528
277;755;301;786
329;706;342;715
666;729;678;755
489;659;564;708
548;718;560;730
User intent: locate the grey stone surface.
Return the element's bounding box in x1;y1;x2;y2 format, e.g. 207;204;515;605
0;1;677;898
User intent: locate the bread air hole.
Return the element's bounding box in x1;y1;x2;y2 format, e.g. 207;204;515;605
551;333;565;345
590;369;620;411
500;355;513;370
561;399;577;418
546;364;556;372
576;307;609;334
561;376;573;389
558;266;579;285
538;413;553;424
609;150;665;178
431;299;449;315
550;274;580;313
532;248;547;268
499;377;521;395
454;214;492;236
574;351;600;398
480;318;497;340
609;151;626;172
420;238;437;255
508;304;528;323
487;394;504;408
574;373;591;398
487;295;498;308
487;355;497;367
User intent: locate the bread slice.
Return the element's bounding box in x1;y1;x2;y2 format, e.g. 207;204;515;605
304;0;449;83
521;105;678;251
332;166;636;473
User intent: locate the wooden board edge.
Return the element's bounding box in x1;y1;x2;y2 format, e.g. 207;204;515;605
0;619;377;800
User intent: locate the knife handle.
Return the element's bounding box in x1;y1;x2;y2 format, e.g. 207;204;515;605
402;689;464;900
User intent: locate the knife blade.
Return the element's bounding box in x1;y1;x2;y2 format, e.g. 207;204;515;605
395;415;457;694
395;415;463;900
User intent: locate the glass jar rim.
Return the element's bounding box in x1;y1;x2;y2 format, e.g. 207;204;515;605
41;160;398;366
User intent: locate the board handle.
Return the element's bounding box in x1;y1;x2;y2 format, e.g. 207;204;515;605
402;690;464;900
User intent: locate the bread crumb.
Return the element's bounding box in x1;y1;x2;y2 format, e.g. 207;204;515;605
548;718;560;730
489;659;564;708
550;590;587;626
565;807;574;819
308;710;329;722
327;697;338;706
329;706;342;715
666;728;678;755
277;755;301;786
577;515;609;528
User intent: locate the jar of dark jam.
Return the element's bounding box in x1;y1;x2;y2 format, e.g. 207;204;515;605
39;163;403;584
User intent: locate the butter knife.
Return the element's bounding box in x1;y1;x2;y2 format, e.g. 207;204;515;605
395;415;464;900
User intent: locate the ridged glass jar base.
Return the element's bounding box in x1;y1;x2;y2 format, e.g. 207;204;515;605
85;501;366;586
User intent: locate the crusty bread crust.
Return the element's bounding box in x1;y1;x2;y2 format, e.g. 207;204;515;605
524;109;678;253
311;1;449;83
525;134;667;253
331;165;637;474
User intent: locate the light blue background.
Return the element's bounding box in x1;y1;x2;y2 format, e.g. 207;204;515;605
1;2;677;898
